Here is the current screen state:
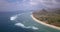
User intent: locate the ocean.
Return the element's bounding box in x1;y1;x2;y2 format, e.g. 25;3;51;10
0;11;60;32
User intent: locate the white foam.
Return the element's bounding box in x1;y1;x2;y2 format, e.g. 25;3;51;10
10;13;25;21
15;23;25;28
25;26;39;30
10;16;17;20
31;26;39;30
15;23;39;30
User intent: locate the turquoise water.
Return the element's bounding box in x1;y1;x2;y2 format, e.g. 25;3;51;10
10;12;60;32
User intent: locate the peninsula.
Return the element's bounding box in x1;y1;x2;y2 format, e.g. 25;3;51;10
31;9;60;30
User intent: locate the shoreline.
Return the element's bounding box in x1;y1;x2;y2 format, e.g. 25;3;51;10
31;14;60;30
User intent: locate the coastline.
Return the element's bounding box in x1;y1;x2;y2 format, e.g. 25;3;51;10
31;14;60;30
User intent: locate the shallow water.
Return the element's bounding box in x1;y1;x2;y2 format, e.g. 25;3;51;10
10;12;60;32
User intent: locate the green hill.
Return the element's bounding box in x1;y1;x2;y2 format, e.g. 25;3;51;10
33;9;60;27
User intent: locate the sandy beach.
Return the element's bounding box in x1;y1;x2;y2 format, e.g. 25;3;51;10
31;14;60;30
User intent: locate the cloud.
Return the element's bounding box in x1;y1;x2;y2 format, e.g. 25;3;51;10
0;0;60;12
0;0;38;12
0;0;18;11
6;0;26;3
39;0;60;8
29;2;37;6
0;0;44;12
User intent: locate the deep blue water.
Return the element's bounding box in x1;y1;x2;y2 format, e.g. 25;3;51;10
0;11;35;32
0;11;60;32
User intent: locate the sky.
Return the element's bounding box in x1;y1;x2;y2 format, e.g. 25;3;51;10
0;0;60;12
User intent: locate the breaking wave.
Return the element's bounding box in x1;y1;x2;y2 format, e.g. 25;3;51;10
10;16;17;21
10;13;39;30
10;13;25;21
15;23;39;30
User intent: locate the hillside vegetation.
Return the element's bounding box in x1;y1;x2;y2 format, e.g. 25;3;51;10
33;9;60;27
